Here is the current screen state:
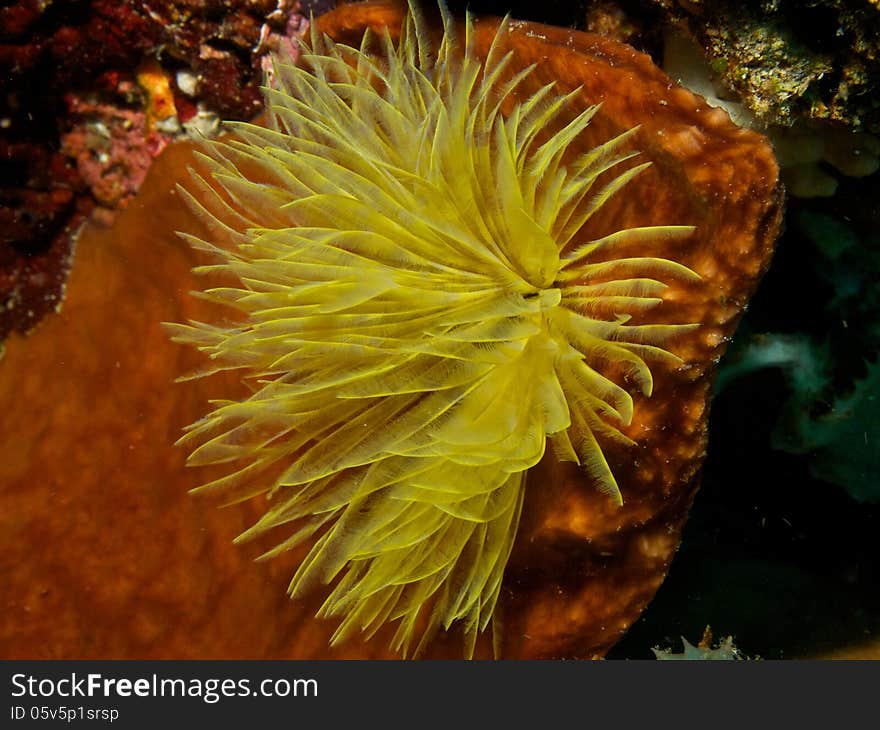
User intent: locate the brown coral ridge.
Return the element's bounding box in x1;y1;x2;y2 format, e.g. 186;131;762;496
0;2;781;659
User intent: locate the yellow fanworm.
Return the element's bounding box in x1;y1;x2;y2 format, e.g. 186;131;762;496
166;1;700;657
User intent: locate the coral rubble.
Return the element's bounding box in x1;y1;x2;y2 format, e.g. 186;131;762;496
648;0;880;133
0;0;303;340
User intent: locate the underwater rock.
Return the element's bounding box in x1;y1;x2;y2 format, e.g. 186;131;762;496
661;26;880;197
649;0;880;134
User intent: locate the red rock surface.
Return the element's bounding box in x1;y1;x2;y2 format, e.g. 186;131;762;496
1;0;300;340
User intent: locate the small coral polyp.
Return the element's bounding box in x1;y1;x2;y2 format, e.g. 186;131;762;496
169;3;699;657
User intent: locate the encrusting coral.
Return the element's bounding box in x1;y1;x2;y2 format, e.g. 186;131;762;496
0;0;781;659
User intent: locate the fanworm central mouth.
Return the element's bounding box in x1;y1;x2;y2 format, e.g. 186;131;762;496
167;3;701;657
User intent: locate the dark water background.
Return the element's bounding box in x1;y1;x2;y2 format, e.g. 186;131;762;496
610;188;880;659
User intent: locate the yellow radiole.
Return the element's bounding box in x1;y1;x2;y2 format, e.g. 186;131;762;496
167;0;699;657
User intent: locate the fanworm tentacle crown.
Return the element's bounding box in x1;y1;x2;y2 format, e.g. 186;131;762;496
167;2;701;657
